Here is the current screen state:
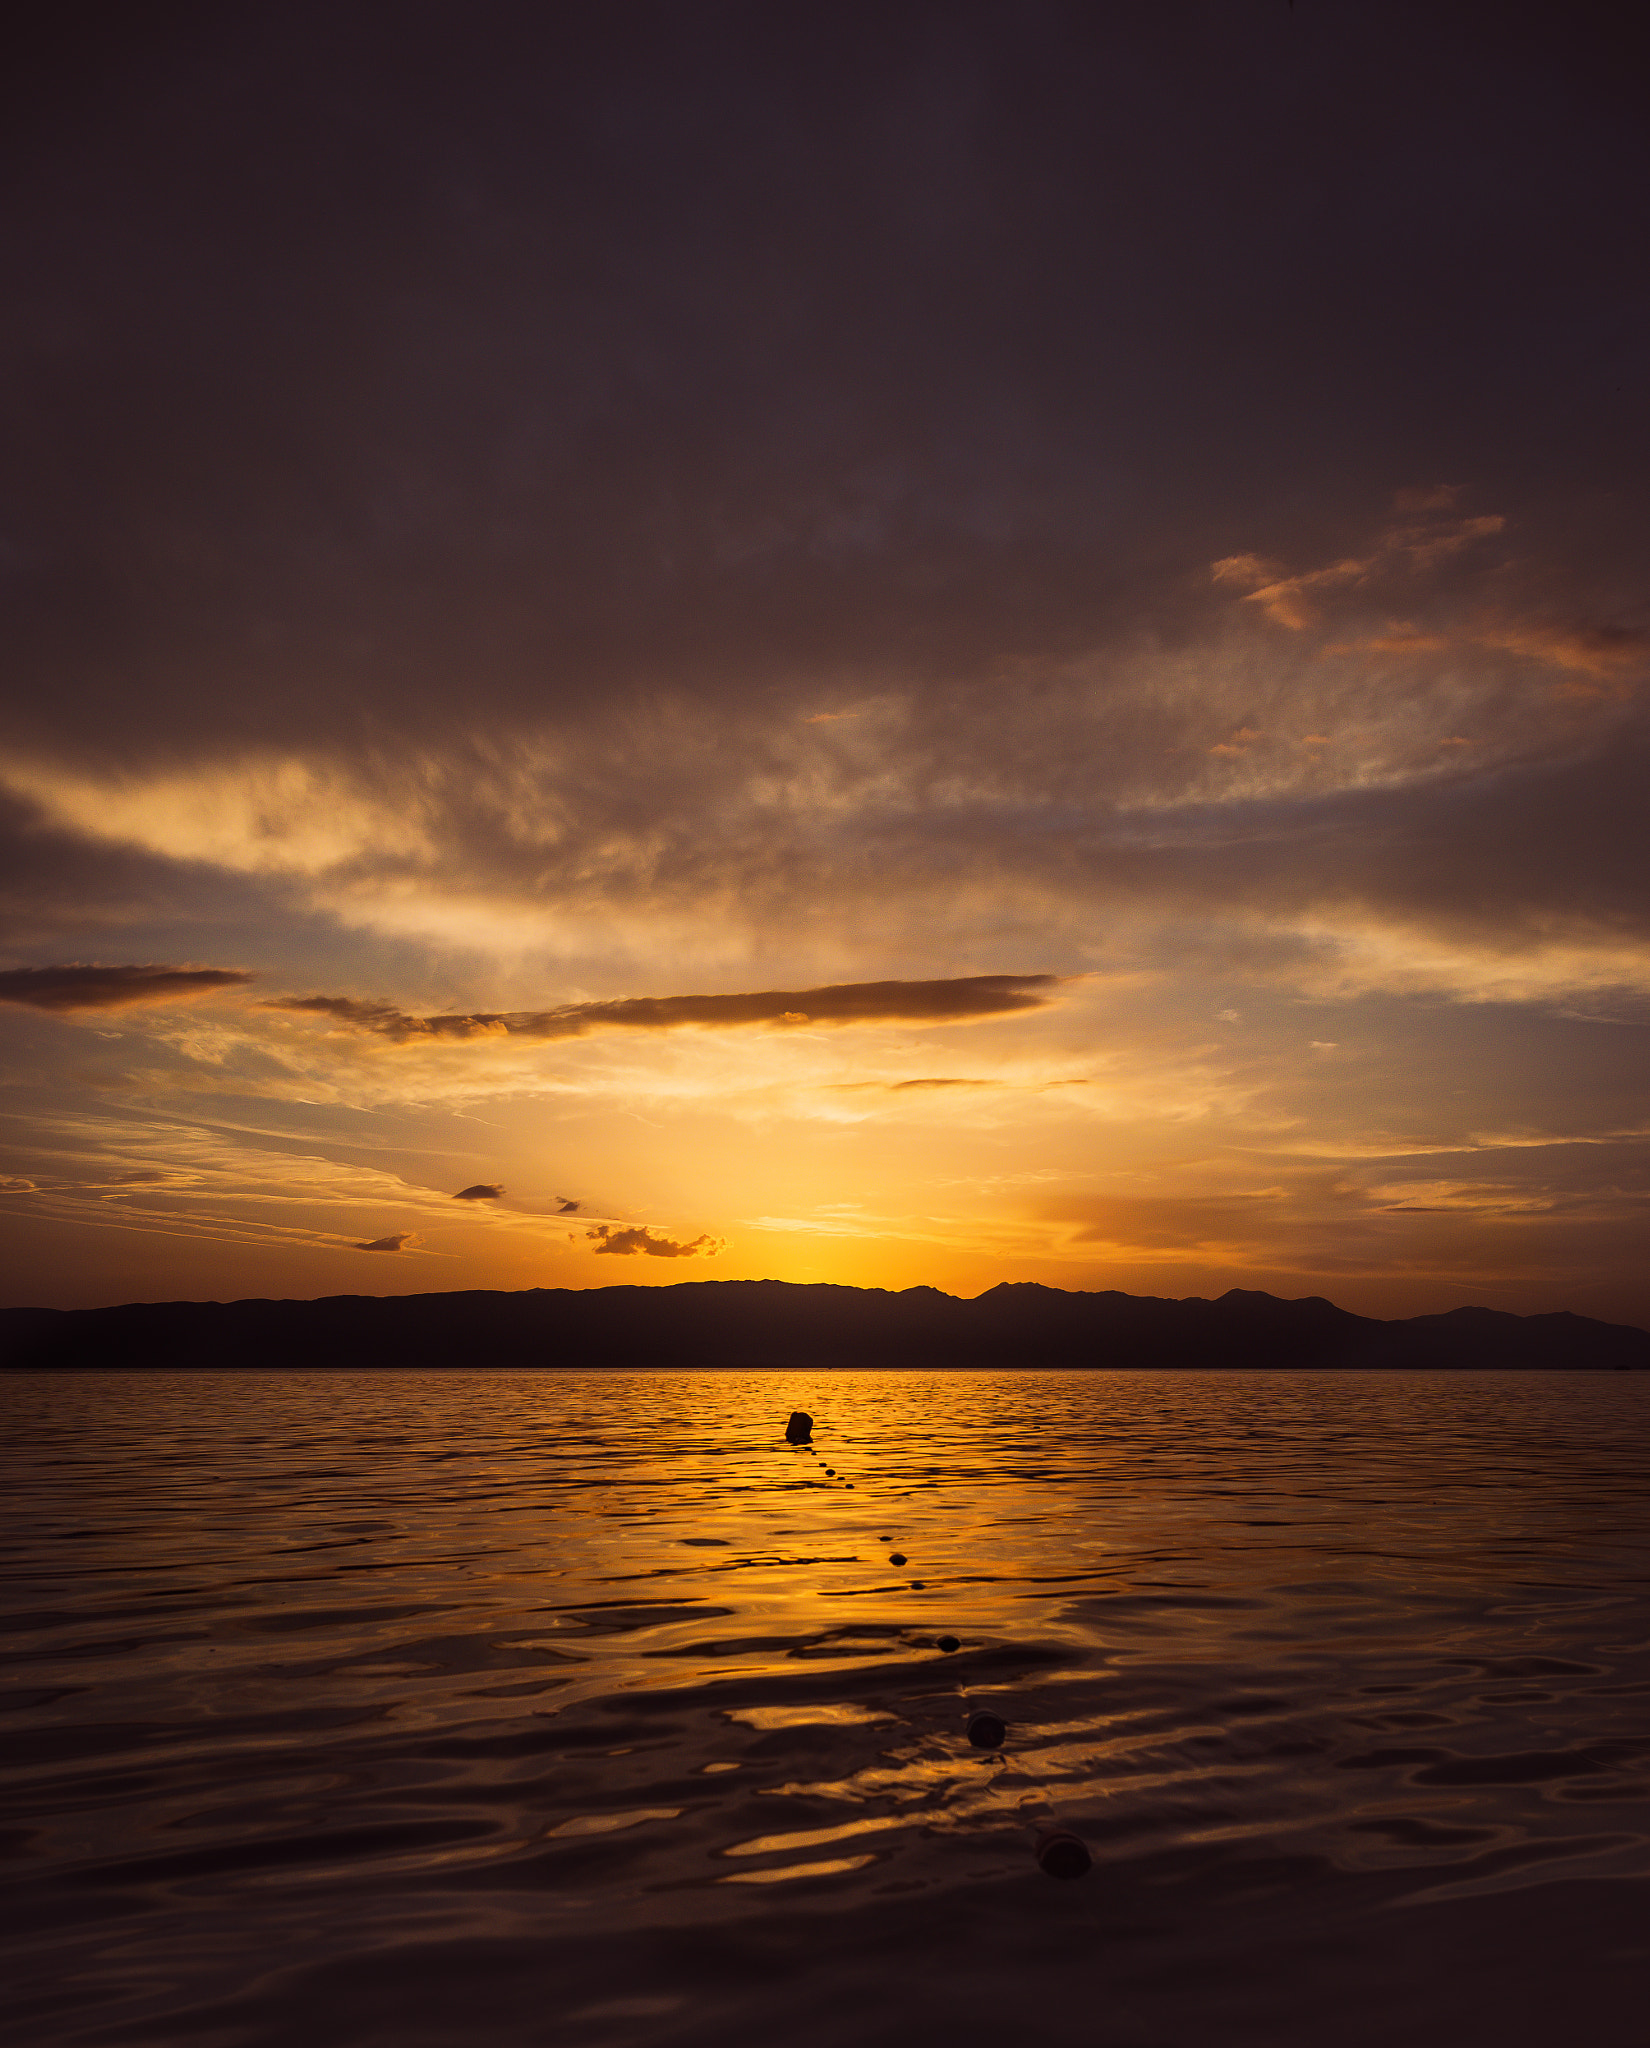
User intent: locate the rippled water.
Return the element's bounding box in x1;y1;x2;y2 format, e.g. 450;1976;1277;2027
4;1369;1650;2047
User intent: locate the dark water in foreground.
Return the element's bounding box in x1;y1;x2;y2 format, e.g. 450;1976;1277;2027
4;1371;1649;2048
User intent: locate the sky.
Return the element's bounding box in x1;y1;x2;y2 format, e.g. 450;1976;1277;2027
2;1;1647;1321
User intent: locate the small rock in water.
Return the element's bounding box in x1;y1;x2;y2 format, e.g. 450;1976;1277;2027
967;1710;1007;1748
936;1634;961;1652
785;1411;814;1443
889;1552;907;1567
825;1468;836;1476
1035;1830;1091;1881
910;1580;926;1589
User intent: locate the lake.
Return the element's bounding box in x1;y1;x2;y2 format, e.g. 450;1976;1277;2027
4;1369;1648;2046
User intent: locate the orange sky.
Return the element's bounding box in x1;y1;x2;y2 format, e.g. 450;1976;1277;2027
2;7;1646;1322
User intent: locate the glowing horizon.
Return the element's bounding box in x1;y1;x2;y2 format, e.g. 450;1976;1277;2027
2;12;1646;1325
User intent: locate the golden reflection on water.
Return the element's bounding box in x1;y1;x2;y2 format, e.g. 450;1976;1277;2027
721;1852;878;1884
6;1366;1650;2044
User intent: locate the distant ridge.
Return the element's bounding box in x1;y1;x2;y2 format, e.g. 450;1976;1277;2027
3;1281;1647;1371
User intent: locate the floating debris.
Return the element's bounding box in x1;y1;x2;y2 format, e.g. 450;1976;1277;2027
1035;1830;1091;1880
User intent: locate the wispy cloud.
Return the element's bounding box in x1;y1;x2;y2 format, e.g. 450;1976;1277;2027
0;757;432;876
1213;510;1508;630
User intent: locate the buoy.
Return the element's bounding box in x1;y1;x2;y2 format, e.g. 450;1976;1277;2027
785;1412;813;1443
967;1710;1007;1748
1035;1830;1091;1880
936;1634;960;1653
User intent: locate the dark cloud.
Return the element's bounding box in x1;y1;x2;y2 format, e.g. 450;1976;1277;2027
453;1183;503;1200
0;794;281;953
2;7;1644;1006
269;997;430;1034
586;1225;723;1259
269;976;1057;1042
556;1196;581;1212
1058;727;1650;957
355;1233;412;1251
0;965;252;1012
3;5;1644;764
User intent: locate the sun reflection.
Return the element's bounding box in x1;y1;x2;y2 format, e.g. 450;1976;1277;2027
720;1853;879;1884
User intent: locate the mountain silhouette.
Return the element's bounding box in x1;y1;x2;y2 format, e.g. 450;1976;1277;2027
3;1280;1646;1372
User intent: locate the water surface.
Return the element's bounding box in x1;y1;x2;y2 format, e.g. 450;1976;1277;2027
4;1369;1649;2046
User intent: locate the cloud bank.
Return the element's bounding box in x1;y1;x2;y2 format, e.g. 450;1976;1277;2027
0;965;253;1012
268;976;1058;1043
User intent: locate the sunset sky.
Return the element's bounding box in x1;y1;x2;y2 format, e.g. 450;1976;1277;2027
3;3;1646;1321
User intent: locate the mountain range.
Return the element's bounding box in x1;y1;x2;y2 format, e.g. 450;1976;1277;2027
4;1280;1646;1372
